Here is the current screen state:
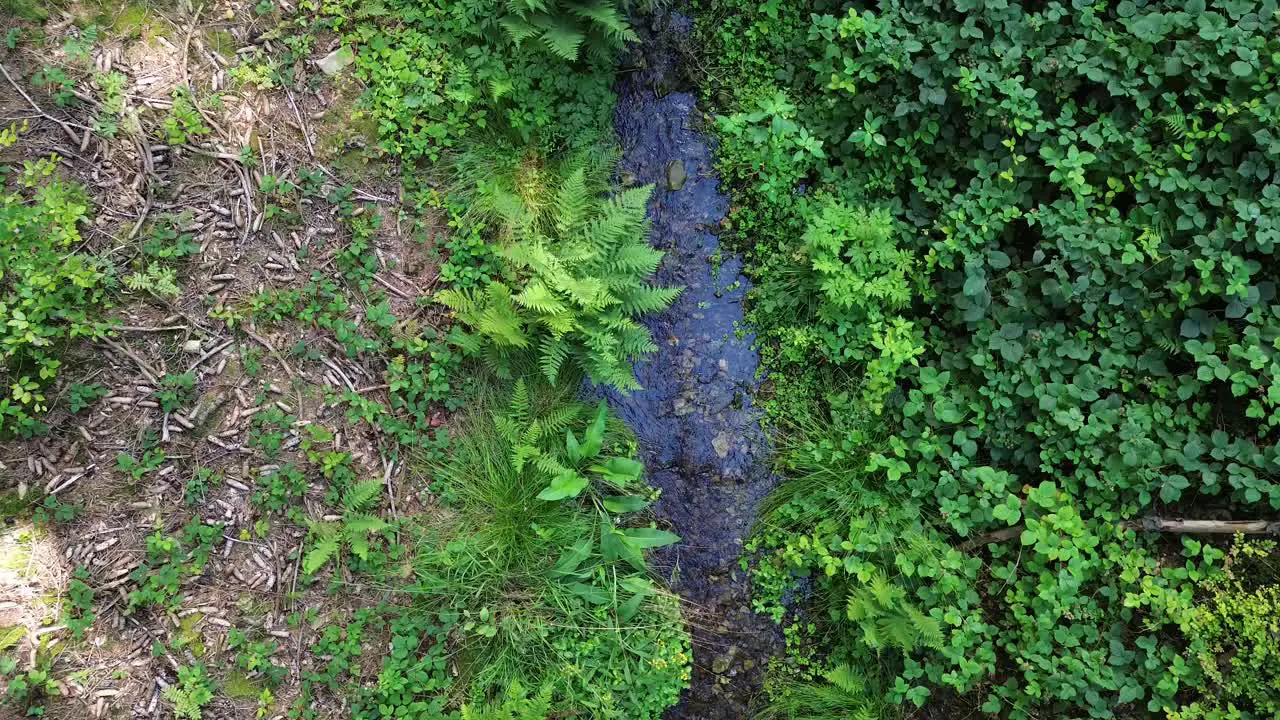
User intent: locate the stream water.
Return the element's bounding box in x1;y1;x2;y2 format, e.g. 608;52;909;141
597;11;783;718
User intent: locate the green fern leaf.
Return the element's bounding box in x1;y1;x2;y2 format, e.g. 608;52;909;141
345;513;390;536
516;279;570;316
540;336;571;385
303;534;341;574
538;19;586;60
554;164;591;237
343;480;384;513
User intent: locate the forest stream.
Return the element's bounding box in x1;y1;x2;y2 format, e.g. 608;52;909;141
598;11;784;719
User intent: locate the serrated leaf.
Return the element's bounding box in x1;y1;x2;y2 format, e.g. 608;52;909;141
343;479;383;512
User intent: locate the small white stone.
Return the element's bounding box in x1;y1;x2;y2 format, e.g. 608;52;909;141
317;47;355;75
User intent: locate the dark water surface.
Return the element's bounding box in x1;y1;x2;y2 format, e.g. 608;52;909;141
598;11;783;718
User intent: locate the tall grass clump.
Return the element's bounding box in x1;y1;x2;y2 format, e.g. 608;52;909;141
409;371;689;718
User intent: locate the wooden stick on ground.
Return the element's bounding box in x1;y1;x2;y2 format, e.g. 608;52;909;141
961;516;1280;552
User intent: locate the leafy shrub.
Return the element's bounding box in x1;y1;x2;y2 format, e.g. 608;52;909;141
461;682;553;720
318;0;617;159
0;135;110;436
438;151;679;391
706;0;1280;716
757;664;895;720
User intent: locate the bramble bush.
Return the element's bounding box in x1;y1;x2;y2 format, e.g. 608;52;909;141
0;125;110;436
703;0;1280;717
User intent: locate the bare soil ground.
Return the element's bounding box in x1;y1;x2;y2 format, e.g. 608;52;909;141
0;2;451;717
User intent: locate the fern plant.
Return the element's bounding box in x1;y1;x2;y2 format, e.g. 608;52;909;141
124;262;180;297
302;479;391;574
163;664;214;720
460;681;554;720
438;152;679;392
496;378;648;504
499;0;637;61
757;664;895;720
844;571;943;652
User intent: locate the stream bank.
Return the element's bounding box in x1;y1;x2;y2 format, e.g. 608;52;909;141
600;11;783;718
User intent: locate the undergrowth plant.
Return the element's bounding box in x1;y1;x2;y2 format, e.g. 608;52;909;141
499;0;636;61
438;151;679;391
164;664;214;720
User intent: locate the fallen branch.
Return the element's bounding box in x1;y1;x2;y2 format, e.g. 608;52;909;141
1125;517;1280;535
242;327;295;379
187;338;234;373
958;526;1023;552
102;339;160;385
961;516;1280;552
115;325;190;333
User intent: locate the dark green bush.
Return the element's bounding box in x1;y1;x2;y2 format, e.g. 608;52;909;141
704;1;1280;717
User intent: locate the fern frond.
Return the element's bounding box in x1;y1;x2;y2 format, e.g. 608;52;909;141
571;1;631;39
824;664;865;695
303;532;341;574
553;163;591;237
540;336;572;385
536;402;581;436
345;514;390;535
515;280;570;316
436;287;477;315
907;605;945;649
607;243;664;275
618;284;680;315
343;480;384;513
538;17;587;60
509;377;531;424
499;16;540;45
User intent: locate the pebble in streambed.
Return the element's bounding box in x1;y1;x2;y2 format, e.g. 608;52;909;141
592;10;783;719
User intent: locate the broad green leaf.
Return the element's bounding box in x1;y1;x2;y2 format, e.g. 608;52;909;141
621;527;680;548
537;470;589;501
565;429;581;462
566;582;609;605
601;495;649;514
579;400;607;459
618;592;646;623
550;536;593;577
590;455;644;485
